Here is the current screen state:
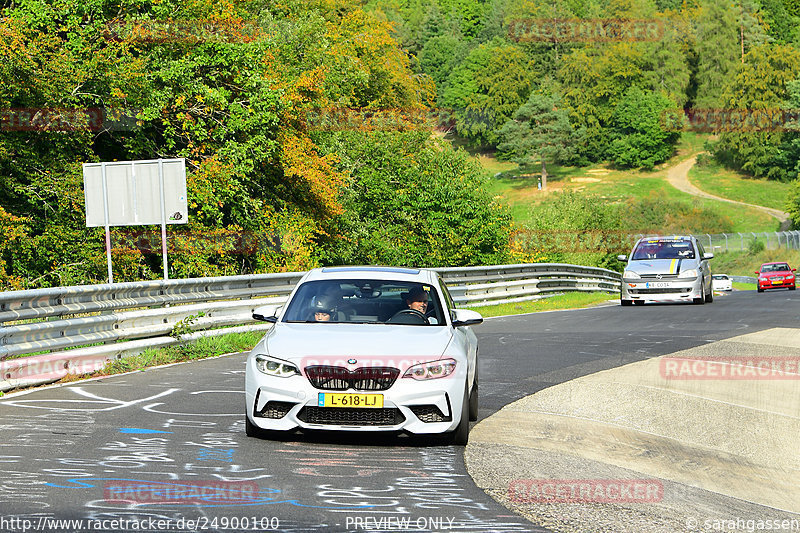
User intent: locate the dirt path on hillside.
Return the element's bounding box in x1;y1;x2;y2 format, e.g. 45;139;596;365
666;155;792;230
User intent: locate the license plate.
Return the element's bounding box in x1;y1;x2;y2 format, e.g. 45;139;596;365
645;282;671;288
318;393;384;408
772;279;783;284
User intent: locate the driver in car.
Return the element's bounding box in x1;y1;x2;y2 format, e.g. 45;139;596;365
403;286;429;314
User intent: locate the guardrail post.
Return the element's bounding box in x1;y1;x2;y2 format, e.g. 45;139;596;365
706;234;712;249
738;232;743;251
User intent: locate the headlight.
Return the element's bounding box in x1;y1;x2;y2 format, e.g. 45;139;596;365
403;359;456;380
623;270;641;279
254;355;300;377
678;269;698;278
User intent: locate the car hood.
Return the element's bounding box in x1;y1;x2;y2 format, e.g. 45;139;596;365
626;258;696;275
759;271;791;278
256;323;455;368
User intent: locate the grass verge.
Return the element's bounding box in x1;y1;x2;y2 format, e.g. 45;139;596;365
465;291;616;318
96;332;264;377
711;249;800;277
689;161;791;212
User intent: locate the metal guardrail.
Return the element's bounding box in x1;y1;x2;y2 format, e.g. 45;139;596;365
0;263;620;391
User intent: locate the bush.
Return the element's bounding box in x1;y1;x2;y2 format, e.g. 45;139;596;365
748;238;766;254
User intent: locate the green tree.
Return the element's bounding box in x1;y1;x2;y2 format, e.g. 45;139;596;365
608;86;680;169
711;44;800;180
694;0;740;108
313;130;512;267
497;93;578;189
442;37;534;147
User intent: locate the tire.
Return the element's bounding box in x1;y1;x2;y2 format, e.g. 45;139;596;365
705;286;713;303
468;376;478;422
757;287;764;293
620;299;632;306
693;279;706;304
790;285;796;291
245;415;262;438
447;385;470;446
633;300;645;306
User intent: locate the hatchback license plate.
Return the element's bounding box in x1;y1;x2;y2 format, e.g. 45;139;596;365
318;393;384;408
645;282;671;288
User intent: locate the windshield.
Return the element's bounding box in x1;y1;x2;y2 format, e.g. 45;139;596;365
631;239;696;260
761;263;790;272
282;279;445;325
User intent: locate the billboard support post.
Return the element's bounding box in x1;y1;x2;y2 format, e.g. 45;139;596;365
100;161;114;284
158;159;169;281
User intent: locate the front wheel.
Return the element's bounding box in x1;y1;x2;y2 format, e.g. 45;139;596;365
468;378;478;422
705;286;714;303
621;299;632;306
447;386;470;446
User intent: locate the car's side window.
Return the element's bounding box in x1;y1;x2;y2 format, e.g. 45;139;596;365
439;279;458;324
696;241;706;258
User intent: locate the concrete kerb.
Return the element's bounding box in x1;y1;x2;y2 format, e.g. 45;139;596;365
466;327;800;532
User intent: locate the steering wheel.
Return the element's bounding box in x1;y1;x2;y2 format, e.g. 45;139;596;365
387;308;429;325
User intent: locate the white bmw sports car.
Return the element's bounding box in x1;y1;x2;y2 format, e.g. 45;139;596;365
244;266;483;445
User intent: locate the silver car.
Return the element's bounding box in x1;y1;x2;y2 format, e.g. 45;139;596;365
618;236;714;305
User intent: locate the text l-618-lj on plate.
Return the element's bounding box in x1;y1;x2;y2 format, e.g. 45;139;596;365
318;393;384;408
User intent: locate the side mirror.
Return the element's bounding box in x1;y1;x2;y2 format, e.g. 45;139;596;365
702;253;714;260
617;255;628;262
451;309;483;327
253;304;280;323
793;268;797;272
754;271;759;275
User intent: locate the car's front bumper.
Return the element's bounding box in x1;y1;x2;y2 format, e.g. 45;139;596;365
758;278;796;290
620;277;703;302
244;358;467;435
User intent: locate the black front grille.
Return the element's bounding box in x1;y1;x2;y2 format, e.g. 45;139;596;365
298;407;405;426
257;401;295;419
630;288;691;294
410;405;451;423
305;366;399;391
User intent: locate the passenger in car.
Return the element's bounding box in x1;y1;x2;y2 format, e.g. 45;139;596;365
309;294;338;322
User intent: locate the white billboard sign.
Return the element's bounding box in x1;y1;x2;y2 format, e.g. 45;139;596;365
83;158;188;282
83;158;188;227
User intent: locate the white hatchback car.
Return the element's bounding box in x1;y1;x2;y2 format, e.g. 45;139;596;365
244;266;482;445
712;274;733;291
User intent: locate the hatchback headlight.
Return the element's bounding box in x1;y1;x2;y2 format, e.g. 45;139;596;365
254;355;300;377
678;269;698;278
403;359;456;380
623;270;641;279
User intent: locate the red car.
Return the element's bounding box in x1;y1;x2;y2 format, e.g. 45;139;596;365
756;262;796;292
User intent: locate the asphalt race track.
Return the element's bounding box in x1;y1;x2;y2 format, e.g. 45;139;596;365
1;289;798;533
